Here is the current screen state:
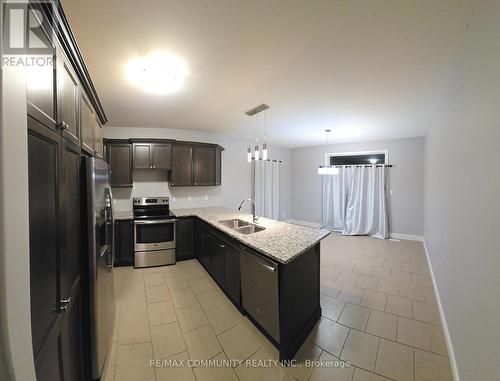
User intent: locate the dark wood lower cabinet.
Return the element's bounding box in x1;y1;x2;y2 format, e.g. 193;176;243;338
223;240;242;306
192;220;241;307
210;234;226;285
114;220;134;266
28;115;86;381
176;217;195;261
190;217;321;361
61;291;84;381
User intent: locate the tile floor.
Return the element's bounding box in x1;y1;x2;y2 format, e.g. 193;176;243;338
103;233;453;381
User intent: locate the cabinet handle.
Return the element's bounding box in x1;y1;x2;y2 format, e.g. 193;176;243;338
60;297;72;311
219;243;225;249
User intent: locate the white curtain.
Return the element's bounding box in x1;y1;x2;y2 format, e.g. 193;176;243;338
255;160;280;220
322;166;388;239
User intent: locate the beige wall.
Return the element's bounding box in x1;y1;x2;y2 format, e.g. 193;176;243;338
424;2;500;380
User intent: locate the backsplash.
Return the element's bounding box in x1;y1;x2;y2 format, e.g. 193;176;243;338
112;169;227;212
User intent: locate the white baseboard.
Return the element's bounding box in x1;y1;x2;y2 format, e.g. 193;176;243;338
422;239;460;381
389;232;424;242
285;219;322;228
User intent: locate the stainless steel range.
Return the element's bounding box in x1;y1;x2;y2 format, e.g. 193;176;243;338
133;197;176;267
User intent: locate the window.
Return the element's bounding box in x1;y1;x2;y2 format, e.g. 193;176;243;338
326;150;388;166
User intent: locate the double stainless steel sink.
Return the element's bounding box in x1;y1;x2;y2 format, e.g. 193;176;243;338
218;218;266;234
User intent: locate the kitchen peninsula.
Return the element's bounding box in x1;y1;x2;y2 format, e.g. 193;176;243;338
172;207;330;361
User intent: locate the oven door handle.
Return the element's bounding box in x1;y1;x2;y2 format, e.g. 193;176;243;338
134;219;176;225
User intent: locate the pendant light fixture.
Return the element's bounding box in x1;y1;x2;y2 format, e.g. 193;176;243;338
318;129;339;175
262;109;268;160
245;104;270;162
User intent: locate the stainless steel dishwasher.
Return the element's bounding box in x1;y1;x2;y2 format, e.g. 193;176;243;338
240;249;280;343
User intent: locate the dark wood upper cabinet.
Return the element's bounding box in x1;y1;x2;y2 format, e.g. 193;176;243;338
109;139;223;186
80;92;94;155
153;144;172;170
171;144;193;186
93;117;103;158
193;146;216;186
215;147;222;185
171;143;223;187
133;144;151;169
133;142;172;170
26;24;57;130
106;140;133;187
58;51;80;145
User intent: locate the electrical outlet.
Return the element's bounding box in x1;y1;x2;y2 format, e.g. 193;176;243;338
204;195;208;200
188;196;192;201
172;197;176;202
390;189;393;196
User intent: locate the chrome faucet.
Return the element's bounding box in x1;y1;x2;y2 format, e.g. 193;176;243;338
238;199;259;223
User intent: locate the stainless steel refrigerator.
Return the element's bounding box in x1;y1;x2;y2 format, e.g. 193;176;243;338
84;157;116;380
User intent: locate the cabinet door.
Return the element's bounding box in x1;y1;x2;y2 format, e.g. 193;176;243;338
133;144;152;169
199;227;212;269
28;116;61;357
26;24;56;130
116;220;134;266
152;144;172;170
194;219;202;261
215;147;222;185
108;144;133;187
80;92;94;154
211;236;226;285
193;146;216;186
61;290;84;381
94;117;103;158
58;52;80;145
59;139;81;308
171;144;193;186
224;242;241;306
176;218;194;261
115;220;134;266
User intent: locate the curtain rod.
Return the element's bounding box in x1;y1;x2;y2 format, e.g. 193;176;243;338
320;164;393;168
252;158;283;163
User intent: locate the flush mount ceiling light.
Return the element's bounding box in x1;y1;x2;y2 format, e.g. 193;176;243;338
125;51;188;94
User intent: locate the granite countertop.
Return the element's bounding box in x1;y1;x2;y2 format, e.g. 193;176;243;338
114;210;134;220
172;206;330;264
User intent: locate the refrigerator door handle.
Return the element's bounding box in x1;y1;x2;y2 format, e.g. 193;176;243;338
106;187;115;270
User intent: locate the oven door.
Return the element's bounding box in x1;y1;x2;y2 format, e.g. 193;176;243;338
134;219;176;252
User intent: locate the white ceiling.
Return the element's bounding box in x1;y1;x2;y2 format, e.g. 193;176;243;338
61;0;470;148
